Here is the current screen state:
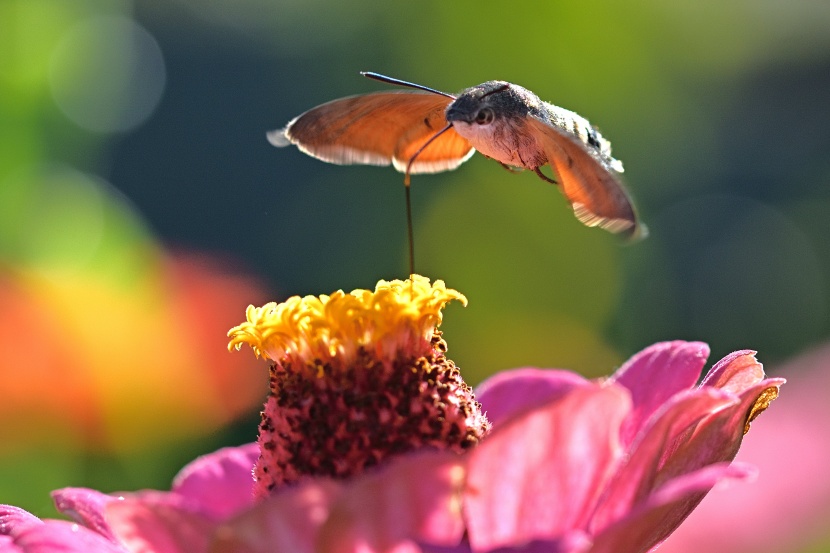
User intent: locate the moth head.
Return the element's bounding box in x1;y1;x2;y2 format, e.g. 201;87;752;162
445;81;513;127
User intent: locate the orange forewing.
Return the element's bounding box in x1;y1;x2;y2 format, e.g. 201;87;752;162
281;92;473;175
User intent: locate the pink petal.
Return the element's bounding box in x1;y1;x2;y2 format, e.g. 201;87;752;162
484;531;592;553
464;383;630;551
172;444;258;520
106;491;217;553
52;488;120;542
0;535;21;552
590;462;755;553
10;520;127;553
417;534;592;553
0;506;43;537
315;452;467;553
208;479;343;553
610;341;710;448
475;368;588;427
590;388;736;533
658;378;785;483
700;350;764;394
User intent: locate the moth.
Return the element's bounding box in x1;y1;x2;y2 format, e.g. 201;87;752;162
268;72;645;270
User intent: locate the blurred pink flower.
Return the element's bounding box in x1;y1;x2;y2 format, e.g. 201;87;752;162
649;343;830;553
0;340;783;553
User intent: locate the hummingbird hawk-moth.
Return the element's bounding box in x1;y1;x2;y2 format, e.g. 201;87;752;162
268;72;645;270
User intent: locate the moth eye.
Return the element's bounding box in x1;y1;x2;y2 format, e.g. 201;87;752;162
475;108;494;125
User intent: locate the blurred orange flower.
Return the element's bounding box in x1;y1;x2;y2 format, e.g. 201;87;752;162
0;252;270;453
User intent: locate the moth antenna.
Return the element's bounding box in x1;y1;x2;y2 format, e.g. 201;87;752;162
361;72;456;99
401;123;455;276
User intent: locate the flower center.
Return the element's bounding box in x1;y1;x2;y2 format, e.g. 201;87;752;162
228;275;490;498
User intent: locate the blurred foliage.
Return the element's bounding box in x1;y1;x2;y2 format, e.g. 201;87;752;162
0;0;269;516
1;2;829;548
126;0;830;375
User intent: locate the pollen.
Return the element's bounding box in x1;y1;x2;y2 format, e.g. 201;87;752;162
744;385;780;434
228;275;488;498
228;274;467;369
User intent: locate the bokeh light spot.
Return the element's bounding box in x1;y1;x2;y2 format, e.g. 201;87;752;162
654;194;827;358
48;15;166;133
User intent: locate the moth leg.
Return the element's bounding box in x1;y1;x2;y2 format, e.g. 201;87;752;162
534;167;558;185
500;162;524;174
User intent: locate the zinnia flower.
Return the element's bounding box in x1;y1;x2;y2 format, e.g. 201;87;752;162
0;276;783;553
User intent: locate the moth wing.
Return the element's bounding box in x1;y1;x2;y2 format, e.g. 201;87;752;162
268;91;474;175
527;117;645;239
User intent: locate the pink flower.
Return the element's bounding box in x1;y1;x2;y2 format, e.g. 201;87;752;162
0;277;784;552
648;343;830;553
0;344;782;553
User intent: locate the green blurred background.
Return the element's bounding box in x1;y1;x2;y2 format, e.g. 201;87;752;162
1;0;829;550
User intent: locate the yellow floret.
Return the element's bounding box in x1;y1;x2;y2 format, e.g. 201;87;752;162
228;275;466;366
